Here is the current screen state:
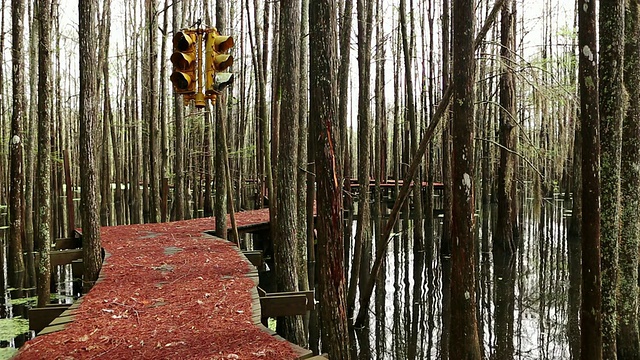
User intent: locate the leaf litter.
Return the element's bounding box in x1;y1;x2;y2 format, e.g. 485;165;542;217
14;215;297;360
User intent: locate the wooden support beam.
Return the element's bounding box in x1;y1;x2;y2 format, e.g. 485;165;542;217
72;259;84;277
35;249;84;269
55;237;82;250
260;294;308;317
242;250;264;268
258;289;315;317
28;305;71;333
50;249;83;267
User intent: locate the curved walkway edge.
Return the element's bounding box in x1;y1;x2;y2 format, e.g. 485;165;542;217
14;213;309;360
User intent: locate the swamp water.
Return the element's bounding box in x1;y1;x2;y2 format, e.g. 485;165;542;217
0;193;577;359
347;196;575;359
0;226;76;359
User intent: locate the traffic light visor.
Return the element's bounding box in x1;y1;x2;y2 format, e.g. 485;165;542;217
214;54;233;71
214;73;234;91
170;52;196;69
173;31;196;51
170;71;194;90
214;35;234;52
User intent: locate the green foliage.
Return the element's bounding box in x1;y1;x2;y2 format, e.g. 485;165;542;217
557;26;577;41
0;317;29;343
10;293;68;307
228;145;256;159
0;347;19;359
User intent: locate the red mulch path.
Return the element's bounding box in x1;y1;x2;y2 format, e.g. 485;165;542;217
15;214;297;360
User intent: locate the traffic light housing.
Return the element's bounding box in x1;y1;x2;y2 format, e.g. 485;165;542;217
170;31;197;94
204;30;235;95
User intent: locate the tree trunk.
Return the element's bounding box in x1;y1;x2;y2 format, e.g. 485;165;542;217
79;0;103;291
337;0;352;173
9;0;26;293
599;0;624;356
440;1;451;357
297;0;311;340
273;0;305;345
347;0;373;317
617;1;640;357
441;0;452;259
215;0;229;239
100;0;113;227
450;0;481;357
310;0;352;357
579;0;603;357
24;2;39;290
159;1;169;222
496;0;518;252
35;0;53;308
147;0;160;223
171;0;185;221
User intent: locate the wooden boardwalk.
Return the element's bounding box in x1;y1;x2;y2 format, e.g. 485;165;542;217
15;211;319;360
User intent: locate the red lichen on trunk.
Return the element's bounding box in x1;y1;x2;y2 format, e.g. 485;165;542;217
15;215;297;360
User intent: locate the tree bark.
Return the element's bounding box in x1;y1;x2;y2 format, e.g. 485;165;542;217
310;0;352;357
579;0;603;357
297;0;311;340
617;1;640;357
171;0;185;221
35;0;53;308
337;0;352;173
24;1;39;290
9;0;26;293
599;0;624;356
273;0;306;346
147;0;160;223
496;0;518;252
449;0;482;357
100;0;113;227
79;0;103;291
347;0;373;317
215;0;229;239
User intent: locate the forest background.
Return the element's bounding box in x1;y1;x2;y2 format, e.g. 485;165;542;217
0;0;636;359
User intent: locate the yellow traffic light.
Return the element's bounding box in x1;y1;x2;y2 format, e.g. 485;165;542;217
204;30;235;96
170;31;197;94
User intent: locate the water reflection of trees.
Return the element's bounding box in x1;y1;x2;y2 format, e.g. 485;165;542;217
351;199;574;359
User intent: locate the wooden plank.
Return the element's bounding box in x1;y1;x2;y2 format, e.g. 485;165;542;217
256;323;277;336
242;250;264;268
55;237;82;250
38;323;69;336
48;314;75;327
260;294;308;317
72;259;84;277
47;249;83;267
29;306;71;333
264;290;314;311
